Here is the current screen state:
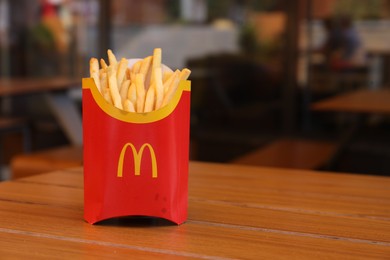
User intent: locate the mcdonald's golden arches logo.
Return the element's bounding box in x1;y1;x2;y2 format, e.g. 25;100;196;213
117;143;158;178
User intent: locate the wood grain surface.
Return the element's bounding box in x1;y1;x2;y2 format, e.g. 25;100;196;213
0;162;389;259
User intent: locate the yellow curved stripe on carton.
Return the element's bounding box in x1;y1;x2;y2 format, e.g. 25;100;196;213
82;78;190;123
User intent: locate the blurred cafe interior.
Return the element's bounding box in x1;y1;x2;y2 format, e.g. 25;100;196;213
1;0;390;180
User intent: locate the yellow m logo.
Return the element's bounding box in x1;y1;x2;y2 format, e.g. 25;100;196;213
117;143;158;178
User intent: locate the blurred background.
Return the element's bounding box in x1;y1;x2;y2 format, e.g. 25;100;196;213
1;0;390;179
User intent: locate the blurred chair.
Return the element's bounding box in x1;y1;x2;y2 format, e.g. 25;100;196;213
0;117;31;180
188;53;281;125
309;64;369;96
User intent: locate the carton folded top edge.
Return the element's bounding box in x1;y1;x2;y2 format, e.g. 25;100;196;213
82;78;190;124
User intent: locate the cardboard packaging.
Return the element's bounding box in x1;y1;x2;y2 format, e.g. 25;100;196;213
82;77;191;224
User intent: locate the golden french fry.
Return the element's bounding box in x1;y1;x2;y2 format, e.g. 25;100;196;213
130;72;136;83
99;67;106;82
163;71;174;84
154;67;164;110
161;68;191;108
120;79;131;102
100;58;108;69
140;56;153;89
139;56;152;76
108;66;123;110
179;68;191;81
123;99;135;112
130;60;141;84
162;72;180;107
136;56;153;91
107;49;117;66
99;69;107;77
135;73;146;113
100;71;113;104
126;67;131;80
163;70;179;94
151;48;162;85
90;48;188;113
102;87;113;105
89;58;101;93
127;82;137;106
162;68;191;108
144;87;155;113
117;58;129;90
132;60;142;74
152;48;162;69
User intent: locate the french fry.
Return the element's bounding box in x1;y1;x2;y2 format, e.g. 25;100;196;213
151;48;162;86
140;56;153;89
152;48;162;69
132;60;142;74
126;67;131;80
144;87;155;113
135;73;146;113
90;48;190;113
162;71;180;107
163;70;179;94
99;68;106;84
131;60;142;83
161;68;191;107
100;58;108;69
89;58;101;93
99;68;104;78
163;71;174;84
154;67;164;110
120;79;131;102
127;82;137;106
100;71;113;104
117;58;129;91
102;86;113;105
108;66;123;110
123;99;135;112
179;68;191;81
107;49;117;67
139;56;152;76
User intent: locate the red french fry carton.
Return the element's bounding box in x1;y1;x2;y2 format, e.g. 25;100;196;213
82;77;191;225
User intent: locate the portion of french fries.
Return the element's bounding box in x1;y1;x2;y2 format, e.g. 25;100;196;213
89;48;191;113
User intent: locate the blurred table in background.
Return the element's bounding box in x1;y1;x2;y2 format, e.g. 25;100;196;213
311;88;390;172
0;78;82;146
311;88;390;114
0;161;389;258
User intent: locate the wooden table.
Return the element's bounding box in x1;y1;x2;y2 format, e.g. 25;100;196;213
0;78;82;145
0;161;389;258
311;88;390;114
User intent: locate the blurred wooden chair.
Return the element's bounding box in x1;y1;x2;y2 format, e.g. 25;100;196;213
0;117;31;180
0;117;31;152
